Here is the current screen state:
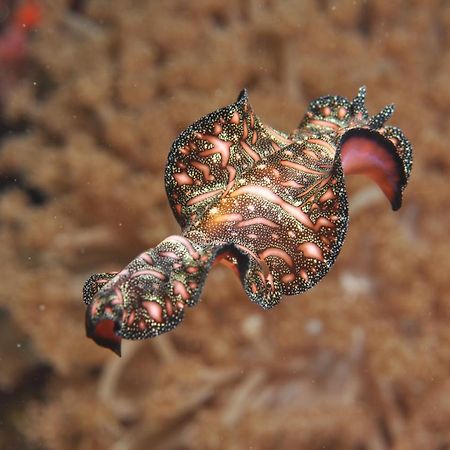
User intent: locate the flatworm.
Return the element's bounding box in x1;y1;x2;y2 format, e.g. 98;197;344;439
83;87;413;356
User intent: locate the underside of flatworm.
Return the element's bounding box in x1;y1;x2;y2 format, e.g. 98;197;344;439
83;86;413;355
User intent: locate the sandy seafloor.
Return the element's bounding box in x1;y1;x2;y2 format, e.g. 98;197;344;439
1;1;450;449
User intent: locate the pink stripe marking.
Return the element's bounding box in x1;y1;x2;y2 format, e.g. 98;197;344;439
308;119;340;131
113;288;123;305
265;125;294;146
235;243;260;262
317;162;333;170
165;298;174;316
186;189;222;206
281;273;296;283
271;141;281;151
166;235;200;260
197;133;232;167
131;269;167;281
338;107;347;119
267;273;275;291
96;278;109;284
259;247;294;268
237;217;279;228
230;186;315;231
158;251;179;259
242;118;248;139
280;160;324;175
231;185;333;232
139;252;154;265
313;217;335;231
280;180;305;188
174;171;193;185
214;213;243;223
230;111;240;124
240;140;261;161
256;271;265;284
319;188;336;203
223;165;236;195
117;268;130;277
308;138;336;155
191;161;215;181
142;301;163;323
298;242;324;262
297;177;331;200
173;281;190;301
127;310;135;326
303;149;319;160
90;299;99;316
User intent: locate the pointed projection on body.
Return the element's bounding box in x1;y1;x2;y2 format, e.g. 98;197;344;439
83;87;413;355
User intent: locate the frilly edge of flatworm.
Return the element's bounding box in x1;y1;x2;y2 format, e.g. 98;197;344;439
84;87;413;354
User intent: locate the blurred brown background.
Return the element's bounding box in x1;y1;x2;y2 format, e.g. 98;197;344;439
0;0;449;449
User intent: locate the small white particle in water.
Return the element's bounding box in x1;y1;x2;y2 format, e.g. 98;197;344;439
242;314;264;337
305;318;323;335
340;271;373;298
39;304;46;312
16;343;22;348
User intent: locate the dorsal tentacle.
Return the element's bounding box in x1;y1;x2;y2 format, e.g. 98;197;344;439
351;85;369;120
368;104;395;129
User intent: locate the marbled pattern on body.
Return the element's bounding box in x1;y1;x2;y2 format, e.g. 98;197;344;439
83;87;412;355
